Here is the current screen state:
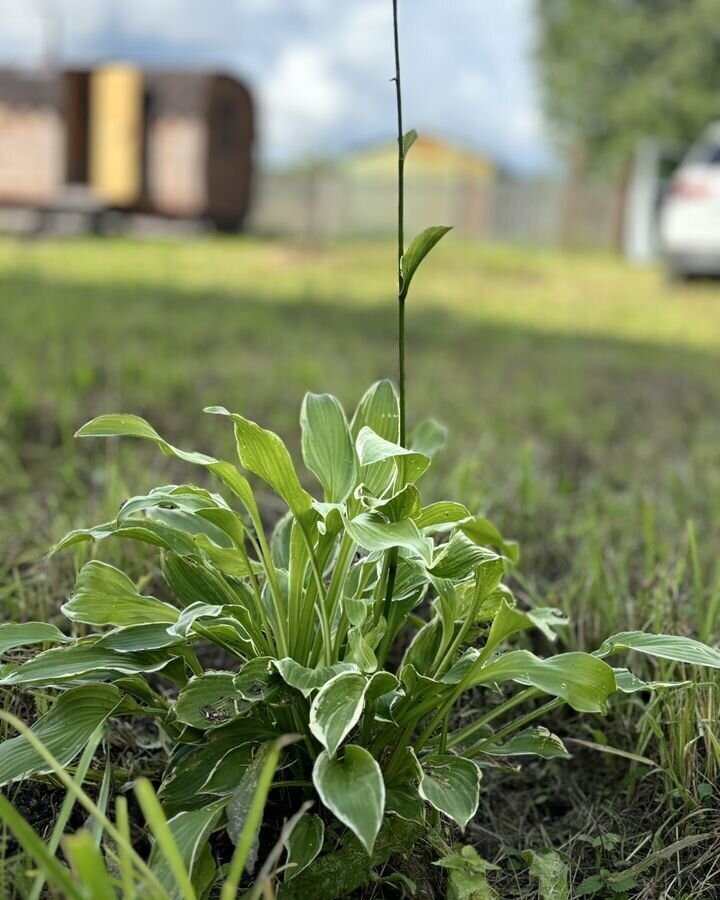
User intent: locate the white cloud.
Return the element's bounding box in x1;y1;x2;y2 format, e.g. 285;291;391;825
0;0;555;173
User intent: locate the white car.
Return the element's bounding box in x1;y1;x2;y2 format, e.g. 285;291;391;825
659;122;720;277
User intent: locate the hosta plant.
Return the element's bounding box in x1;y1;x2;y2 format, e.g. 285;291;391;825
3;388;720;897
3;2;720;897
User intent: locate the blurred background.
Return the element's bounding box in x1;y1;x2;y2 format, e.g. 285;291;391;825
2;1;720;889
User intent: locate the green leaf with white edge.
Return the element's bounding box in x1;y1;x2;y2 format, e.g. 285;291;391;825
300;392;357;503
460;517;519;564
273;659;359;698
410;418;447;458
414;501;472;532
522;849;569;900
62;561;179;627
175;672;248;729
345;628;378;674
284;813;325;882
526;608;569;643
476;650;617;714
313;745;385;854
162;554;238;609
480;727;571;760
206;406;312;516
480;599;533;659
402;129;417;157
400;225;452;299
595;631;720;668
613;667;690;693
385;784;426;825
416;752;481;829
356;426;430;487
0;684;122;786
149;798;227;898
345;512;432;565
75;413;261;522
0;623;71;655
310;671;368;756
96;623;184;652
226;743;273;871
351;380;400;496
51;517;197;557
429;533;499;580
0;643;175;687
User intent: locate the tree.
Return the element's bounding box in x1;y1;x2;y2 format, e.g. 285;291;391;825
535;0;720;174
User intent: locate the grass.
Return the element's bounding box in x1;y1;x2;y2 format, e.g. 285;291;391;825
2;235;720;896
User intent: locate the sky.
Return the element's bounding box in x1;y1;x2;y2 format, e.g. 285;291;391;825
0;0;556;174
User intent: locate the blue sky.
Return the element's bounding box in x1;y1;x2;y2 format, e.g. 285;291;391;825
0;0;555;174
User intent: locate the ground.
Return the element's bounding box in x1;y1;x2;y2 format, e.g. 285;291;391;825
1;236;720;897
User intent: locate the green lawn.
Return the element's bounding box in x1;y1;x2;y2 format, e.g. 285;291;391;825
2;236;720;895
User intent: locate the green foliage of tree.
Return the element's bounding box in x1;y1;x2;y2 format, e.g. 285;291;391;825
535;0;720;172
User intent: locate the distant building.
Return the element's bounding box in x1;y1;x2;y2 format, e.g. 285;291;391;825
0;65;254;229
338;135;497;184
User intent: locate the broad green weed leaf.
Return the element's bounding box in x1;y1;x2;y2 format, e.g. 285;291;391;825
0;685;122;786
301;392;356;503
0;623;71;655
434;845;500;900
417;753;481;828
310;671;368;756
206;407;312;516
477;650;617;714
313;745;385;854
62;561;178;627
400;225;452;299
522;849;569;900
284;813;325;881
595;631;720;668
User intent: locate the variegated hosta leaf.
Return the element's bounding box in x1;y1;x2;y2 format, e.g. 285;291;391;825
345;512;432;565
284;813;325;881
416;752;481;829
460;516;520;564
313;745;385;854
0;684;123;786
385;784;426;825
226;744;273;871
205;407;313;517
350;380;400;497
612;667;690;693
62;560;179;627
409;418;448;458
595;631;720;668
301;392;357;503
475;650;617;714
309;671;368;756
429;533;499;580
479;727;570;760
413;501;471;532
150;799;227;896
174;672;249;729
273;659;359;698
0;643;176;687
355;426;430;487
51;517;197;557
0;622;71;655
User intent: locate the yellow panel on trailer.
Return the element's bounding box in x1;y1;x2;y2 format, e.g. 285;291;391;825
90;65;142;206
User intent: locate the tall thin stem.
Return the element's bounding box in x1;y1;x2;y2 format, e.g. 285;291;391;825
378;0;405;649
393;0;406;446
